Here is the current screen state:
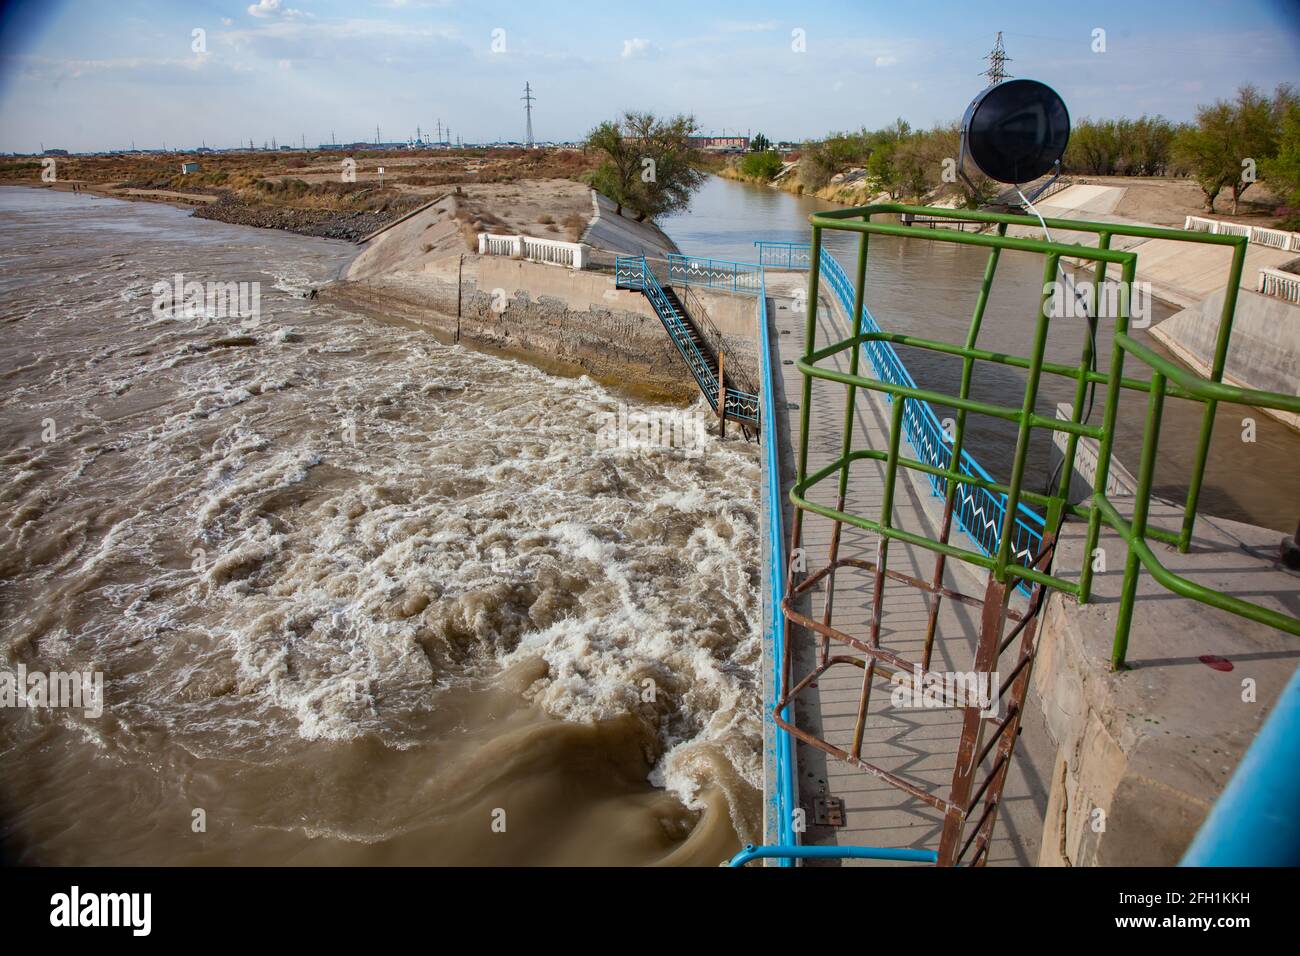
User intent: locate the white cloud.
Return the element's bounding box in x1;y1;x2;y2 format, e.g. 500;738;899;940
621;38;651;59
875;54;898;67
247;0;306;19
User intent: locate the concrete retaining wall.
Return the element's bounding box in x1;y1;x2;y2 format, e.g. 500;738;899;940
1049;402;1138;503
320;255;757;403
1149;288;1300;430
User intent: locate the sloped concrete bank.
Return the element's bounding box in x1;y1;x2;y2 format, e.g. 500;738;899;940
315;184;758;404
320;254;758;405
1150;288;1300;431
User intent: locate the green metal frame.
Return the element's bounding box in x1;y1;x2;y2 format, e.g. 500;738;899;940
795;203;1300;669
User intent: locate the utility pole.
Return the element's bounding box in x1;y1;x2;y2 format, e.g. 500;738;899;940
436;118;442;145
375;124;381;146
981;32;1012;85
522;81;535;148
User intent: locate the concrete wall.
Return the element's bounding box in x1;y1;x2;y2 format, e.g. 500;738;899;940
1049;403;1138;503
1149;288;1300;430
1033;500;1299;866
321;255;757;403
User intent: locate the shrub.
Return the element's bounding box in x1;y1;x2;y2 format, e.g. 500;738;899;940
740;150;784;181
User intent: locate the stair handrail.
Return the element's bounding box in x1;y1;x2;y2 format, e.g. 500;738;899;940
680;283;759;397
616;255;719;401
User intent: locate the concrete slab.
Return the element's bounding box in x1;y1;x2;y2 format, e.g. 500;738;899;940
1040;184;1126;216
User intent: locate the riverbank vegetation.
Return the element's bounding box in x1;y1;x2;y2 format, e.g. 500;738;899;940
727;84;1298;224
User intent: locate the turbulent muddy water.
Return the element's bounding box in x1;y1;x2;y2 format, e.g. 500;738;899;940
0;187;762;865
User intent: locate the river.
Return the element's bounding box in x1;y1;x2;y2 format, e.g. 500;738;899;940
663;175;1299;533
0;186;761;865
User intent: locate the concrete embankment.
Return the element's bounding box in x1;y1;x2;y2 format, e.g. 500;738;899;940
322;190;756;402
1010;184;1299;310
1150;288;1300;431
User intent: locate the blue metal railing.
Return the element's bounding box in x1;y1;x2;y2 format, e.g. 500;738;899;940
753;241;813;271
730;261;951;868
666;253;764;296
730;843;938;866
615;255;759;423
754;240;1046;577
756;271;797;867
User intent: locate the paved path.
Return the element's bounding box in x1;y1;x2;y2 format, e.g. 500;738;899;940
763;271;1055;866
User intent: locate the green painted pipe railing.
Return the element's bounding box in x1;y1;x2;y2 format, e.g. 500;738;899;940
795;203;1300;669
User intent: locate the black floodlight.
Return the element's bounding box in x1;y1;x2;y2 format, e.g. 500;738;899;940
959;78;1070;196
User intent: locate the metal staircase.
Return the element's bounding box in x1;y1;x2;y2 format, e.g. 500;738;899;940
614;255;759;428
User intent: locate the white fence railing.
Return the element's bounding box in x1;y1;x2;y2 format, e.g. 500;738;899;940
1184;216;1300;252
1258;267;1300;304
478;232;587;268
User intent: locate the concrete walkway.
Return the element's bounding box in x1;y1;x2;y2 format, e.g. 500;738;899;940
764;271;1054;866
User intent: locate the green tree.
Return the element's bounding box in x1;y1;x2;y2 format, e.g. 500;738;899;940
585;112;706;221
751;132;771;152
866;139;899;197
1261;89;1300;213
891;136;931;200
1174;86;1280;213
584;119;638;216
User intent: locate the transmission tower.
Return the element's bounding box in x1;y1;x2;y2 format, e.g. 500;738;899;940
981;31;1012;85
522;82;535;148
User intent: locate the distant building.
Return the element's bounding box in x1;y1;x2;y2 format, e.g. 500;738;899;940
180;162;200;175
688;135;749;152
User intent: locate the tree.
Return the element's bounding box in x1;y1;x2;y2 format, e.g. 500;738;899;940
584;119;638;216
866;139;899;197
585;112;706;221
1174;86;1280;213
891;136;931;200
751;132;771;152
1261;89;1300;213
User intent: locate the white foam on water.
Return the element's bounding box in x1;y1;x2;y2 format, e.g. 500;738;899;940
0;191;765;853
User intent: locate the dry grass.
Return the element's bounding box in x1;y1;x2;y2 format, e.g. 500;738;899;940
561;212;587;242
0;147;600;218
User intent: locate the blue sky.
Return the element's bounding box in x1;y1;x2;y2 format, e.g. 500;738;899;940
0;0;1297;152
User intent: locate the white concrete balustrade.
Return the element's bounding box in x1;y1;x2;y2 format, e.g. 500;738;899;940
1184;215;1300;252
1258;266;1300;304
478;232;587;269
